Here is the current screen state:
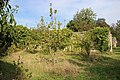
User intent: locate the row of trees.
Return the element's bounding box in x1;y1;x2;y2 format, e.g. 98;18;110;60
9;4;73;55
10;19;109;57
0;1;73;56
66;8;119;56
66;8;120;46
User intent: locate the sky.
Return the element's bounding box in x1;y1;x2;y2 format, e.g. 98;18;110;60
10;0;120;28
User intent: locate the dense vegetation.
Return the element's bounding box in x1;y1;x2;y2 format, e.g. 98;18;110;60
0;0;120;80
67;8;96;32
0;0;18;56
111;20;120;46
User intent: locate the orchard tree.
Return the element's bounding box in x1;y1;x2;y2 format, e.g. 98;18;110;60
46;3;73;65
48;28;72;52
67;8;96;32
48;3;73;52
36;16;48;46
14;25;35;49
0;0;18;56
81;31;92;56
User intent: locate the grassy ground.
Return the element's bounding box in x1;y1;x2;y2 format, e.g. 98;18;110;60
113;47;120;54
0;49;120;80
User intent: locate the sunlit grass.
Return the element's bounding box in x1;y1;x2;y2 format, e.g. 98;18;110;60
0;49;120;80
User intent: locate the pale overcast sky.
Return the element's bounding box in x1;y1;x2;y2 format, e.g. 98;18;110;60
10;0;120;28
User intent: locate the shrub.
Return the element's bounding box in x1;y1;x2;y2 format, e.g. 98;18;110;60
81;31;92;56
91;27;109;52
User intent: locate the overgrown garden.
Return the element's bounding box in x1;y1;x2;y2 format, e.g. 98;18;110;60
0;0;120;80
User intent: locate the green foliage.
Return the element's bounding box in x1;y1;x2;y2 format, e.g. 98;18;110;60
14;25;33;49
66;20;77;32
13;27;40;53
96;18;110;28
12;20;72;54
81;31;92;56
47;3;73;53
48;28;73;52
111;20;120;46
91;27;109;52
67;8;96;32
72;33;81;48
0;0;18;56
80;27;109;55
36;28;73;53
116;20;120;40
12;25;42;53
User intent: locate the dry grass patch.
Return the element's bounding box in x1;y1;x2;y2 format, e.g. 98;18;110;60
47;60;80;77
6;51;81;79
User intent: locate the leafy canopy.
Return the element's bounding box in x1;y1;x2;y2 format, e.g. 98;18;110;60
91;27;109;52
0;0;18;56
67;8;96;32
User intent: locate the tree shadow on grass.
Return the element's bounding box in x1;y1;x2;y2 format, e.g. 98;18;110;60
0;60;21;80
66;53;120;80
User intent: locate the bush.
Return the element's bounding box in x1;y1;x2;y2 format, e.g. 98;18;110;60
81;31;92;56
91;27;109;52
